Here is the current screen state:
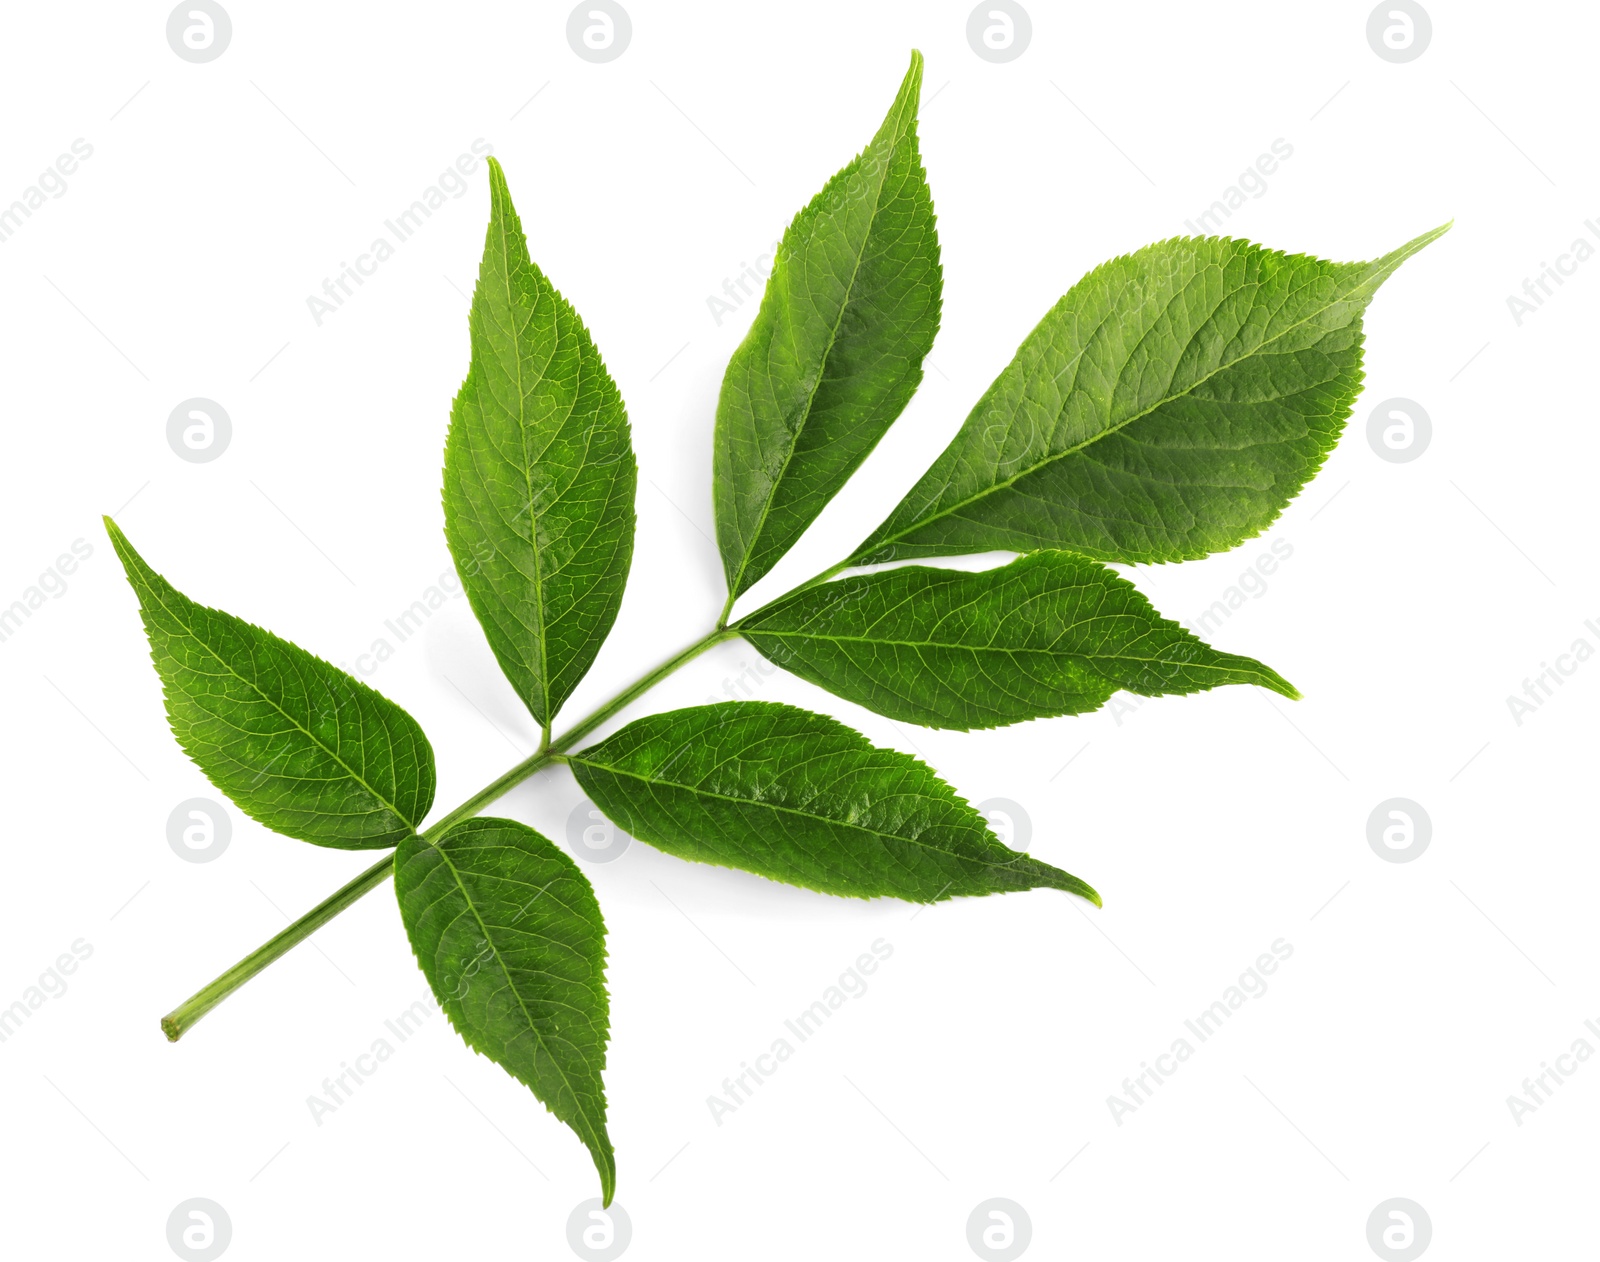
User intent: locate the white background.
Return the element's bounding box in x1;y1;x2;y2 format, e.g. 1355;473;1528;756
0;1;1592;1258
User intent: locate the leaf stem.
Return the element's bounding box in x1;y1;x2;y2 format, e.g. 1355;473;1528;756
550;627;735;751
160;626;734;1040
159;851;398;1042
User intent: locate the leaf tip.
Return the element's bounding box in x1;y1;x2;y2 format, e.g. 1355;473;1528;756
102;515;142;578
1403;218;1453;253
897;49;925;109
1370;220;1453;282
1041;859;1101;908
593;1141;617;1207
483;154;511;211
1248;658;1299;700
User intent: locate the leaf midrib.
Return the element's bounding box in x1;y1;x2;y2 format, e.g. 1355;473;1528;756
491;188;553;728
422;837;605;1155
857;256;1379;557
571;756;1036;877
742;624;1276;679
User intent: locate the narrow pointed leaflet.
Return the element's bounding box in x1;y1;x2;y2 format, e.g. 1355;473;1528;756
714;50;941;604
395;818;614;1202
738;550;1296;730
567;701;1098;904
105;518;435;849
852;225;1449;566
444;157;637;731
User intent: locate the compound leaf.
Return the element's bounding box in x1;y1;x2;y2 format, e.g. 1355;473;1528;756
105;517;434;849
395;817;613;1202
445;157;637;731
739;550;1295;730
567;701;1096;904
714;50;941;603
852;226;1449;566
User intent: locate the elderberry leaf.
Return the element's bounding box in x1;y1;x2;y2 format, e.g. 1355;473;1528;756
104;518;434;849
738;550;1296;730
714;50;941;603
852;225;1449;566
567;701;1097;904
395;817;614;1202
444;158;637;731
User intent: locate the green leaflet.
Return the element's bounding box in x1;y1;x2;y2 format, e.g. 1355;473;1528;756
567;701;1098;905
394;818;613;1202
738;550;1296;730
444;157;637;732
104;518;435;849
851;226;1449;566
714;50;941;602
